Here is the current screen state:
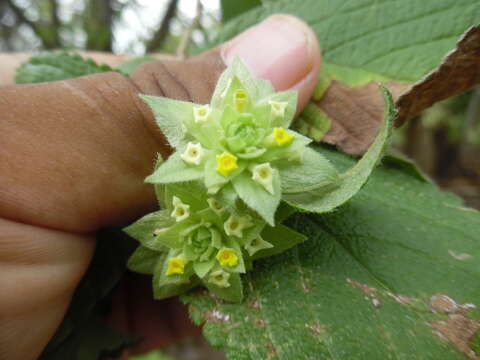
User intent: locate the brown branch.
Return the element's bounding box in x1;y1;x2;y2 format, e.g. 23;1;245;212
146;0;179;52
176;0;203;60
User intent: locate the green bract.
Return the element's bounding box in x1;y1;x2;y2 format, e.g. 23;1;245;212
125;182;305;302
142;58;339;225
125;58;394;302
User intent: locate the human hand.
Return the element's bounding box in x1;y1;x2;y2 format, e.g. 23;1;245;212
0;14;320;360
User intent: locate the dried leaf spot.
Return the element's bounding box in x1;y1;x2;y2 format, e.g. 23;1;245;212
372;298;382;308
430;294;460;314
203;309;231;323
431;314;480;360
347;278;377;295
386;291;414;306
250;299;260;310
256;319;266;328
267;341;277;358
449;250;473;261
430;293;477;315
305;323;326;336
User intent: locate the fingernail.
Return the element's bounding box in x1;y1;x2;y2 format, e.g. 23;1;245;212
221;14;316;90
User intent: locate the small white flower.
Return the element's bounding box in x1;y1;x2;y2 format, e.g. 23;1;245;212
180;142;205;165
208;269;230;288
251;163;275;194
224;214;252;238
193;105;211;123
207;198;225;215
171;196;190;222
269;100;288;118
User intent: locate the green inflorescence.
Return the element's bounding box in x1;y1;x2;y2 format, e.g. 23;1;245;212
124;58;392;302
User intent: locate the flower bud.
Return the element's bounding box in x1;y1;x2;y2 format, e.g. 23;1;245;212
224;214;252;238
171;196;190;222
208;269;231;288
193;105;211;123
269;100;288;118
181;142;205;165
251;163;275;194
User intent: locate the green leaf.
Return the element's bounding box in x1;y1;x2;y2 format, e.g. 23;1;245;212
221;0;261;22
183;146;480;359
209;0;480;85
117;56;156;76
253;223;307;260
146;152;204;184
283;86;394;212
15;51;115;84
204;272;244;303
124;210;173;250
232;171;281;226
294;103;332;141
140;95;191;149
127;245;161;275
278;147;340;193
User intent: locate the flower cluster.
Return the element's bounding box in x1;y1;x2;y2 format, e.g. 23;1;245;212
125;182;288;301
123;58;388;302
144;58;313;226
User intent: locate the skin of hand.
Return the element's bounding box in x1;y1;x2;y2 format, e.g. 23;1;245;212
0;14;321;360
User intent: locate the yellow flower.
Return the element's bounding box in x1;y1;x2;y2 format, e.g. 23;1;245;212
216;248;238;267
272;127;294;146
166;257;185;276
233;89;248;112
216;152;238;177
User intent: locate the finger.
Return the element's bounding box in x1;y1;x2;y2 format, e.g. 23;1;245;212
0;218;94;360
132;14;320;114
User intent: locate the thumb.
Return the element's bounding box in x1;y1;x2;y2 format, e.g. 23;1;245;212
132;14;320;114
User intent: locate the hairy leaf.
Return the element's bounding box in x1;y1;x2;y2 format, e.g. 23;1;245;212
283;87;394;212
212;0;480;84
140;95;191;149
183;145;480;360
278;148;339;194
15;52;115;84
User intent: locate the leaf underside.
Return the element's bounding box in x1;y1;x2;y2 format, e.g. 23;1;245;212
212;0;480;85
